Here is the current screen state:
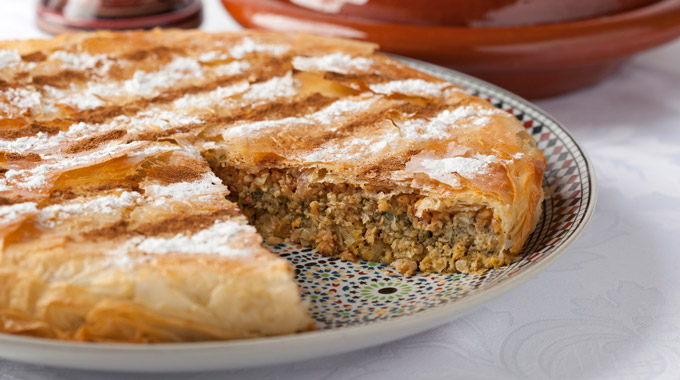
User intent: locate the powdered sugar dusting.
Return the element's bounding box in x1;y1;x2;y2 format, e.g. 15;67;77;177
62;90;106;109
135;220;254;257
2;87;42;111
123;57;203;97
198;51;228;62
0;121;104;154
406;154;499;187
42;55;249;111
302;128;399;162
212;60;250;77
292;53;372;74
59;106;200;139
369;79;448;97
0;202;38;223
0;49;21;70
144;172;226;199
223;96;377;137
3;79;239;156
47;56;204;110
397;106;508;140
422;155;498;177
242;72;297;100
174;81;249;109
37;191;141;228
50;51;114;74
473;116;491;126
314;97;376;122
229;37;289;59
46;83;104;110
121;109;201;134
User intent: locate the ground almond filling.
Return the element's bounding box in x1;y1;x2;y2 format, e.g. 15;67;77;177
211;162;509;275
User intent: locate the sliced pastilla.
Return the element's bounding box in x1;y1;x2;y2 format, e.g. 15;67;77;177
0;29;544;342
0;141;313;342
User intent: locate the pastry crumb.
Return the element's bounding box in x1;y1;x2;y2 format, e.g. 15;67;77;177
339;250;358;262
266;236;284;245
391;259;418;276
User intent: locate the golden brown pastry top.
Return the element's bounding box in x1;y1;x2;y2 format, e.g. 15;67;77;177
0;29;544;257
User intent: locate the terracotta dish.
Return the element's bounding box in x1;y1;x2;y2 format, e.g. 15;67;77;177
282;0;661;27
221;0;680;98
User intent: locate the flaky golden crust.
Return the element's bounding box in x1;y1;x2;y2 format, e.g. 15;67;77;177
0;141;313;342
0;29;544;342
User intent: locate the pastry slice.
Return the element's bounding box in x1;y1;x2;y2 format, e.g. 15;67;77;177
0;139;312;342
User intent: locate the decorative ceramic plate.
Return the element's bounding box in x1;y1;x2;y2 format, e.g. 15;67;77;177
0;57;596;372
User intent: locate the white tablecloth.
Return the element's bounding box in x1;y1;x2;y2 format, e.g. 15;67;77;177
2;1;680;379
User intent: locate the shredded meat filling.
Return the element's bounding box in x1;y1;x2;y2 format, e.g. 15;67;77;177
212;164;506;275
